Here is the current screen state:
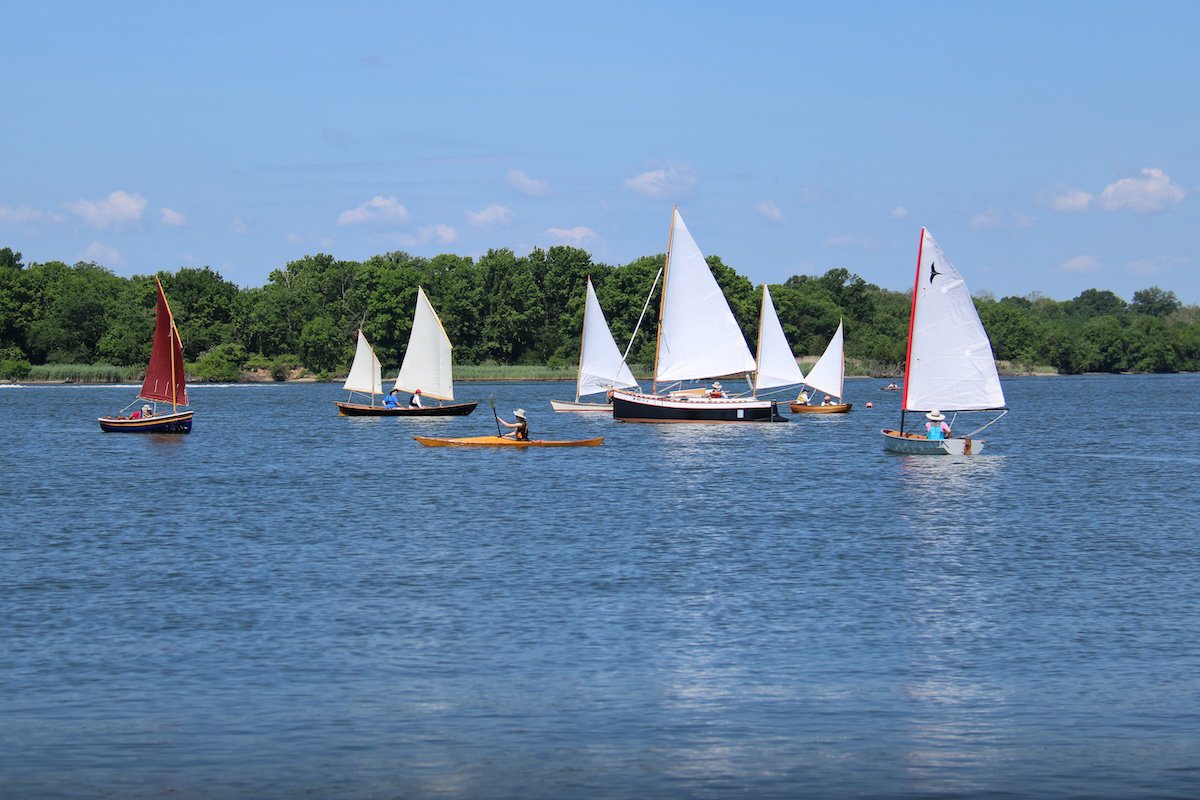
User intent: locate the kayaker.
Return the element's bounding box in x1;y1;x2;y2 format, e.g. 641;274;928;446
498;408;529;440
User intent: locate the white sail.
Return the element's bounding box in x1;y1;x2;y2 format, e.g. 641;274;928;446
754;285;805;392
577;278;638;398
394;286;455;401
343;329;382;395
802;320;846;399
903;229;1005;412
655;208;756;383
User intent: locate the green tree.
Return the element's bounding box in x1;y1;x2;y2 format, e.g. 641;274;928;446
1130;286;1181;318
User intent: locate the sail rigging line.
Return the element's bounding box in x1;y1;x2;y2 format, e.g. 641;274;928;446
622;266;663;365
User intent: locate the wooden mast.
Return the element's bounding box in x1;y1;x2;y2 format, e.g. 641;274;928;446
575;276;592;403
651;205;677;395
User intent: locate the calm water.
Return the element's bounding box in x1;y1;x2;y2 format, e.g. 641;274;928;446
2;375;1199;799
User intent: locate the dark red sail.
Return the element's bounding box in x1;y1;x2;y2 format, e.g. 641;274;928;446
139;279;188;407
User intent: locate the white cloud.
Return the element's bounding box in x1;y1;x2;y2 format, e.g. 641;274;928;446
0;203;62;225
467;204;514;228
756;201;783;223
1099;168;1185;213
161;207;186;226
336;195;410;226
394;224;459;248
546;226;599;246
507;169;551;197
80;241;123;267
890;206;909;220
1051;188;1092;212
968;208;1036;230
1061;255;1099;273
623;163;699;198
66;190;147;229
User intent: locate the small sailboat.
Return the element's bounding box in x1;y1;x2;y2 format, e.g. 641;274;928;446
881;228;1007;454
753;284;807;399
611;207;785;423
550;277;640;412
98;278;193;433
333;328;385;413
336;287;477;417
790;320;852;414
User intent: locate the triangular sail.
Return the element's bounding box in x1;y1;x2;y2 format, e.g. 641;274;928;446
655;208;756;383
902;229;1005;412
754;285;805;392
343;329;382;395
577;277;639;399
394;286;455;401
802;320;846;399
139;278;188;407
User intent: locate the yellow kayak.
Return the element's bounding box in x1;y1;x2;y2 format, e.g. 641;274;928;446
413;435;604;448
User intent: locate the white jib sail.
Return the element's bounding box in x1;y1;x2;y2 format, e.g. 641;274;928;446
802;320;846;399
754;285;805;392
578;278;638;399
655;209;757;383
343;329;382;395
395;286;455;401
904;229;1005;412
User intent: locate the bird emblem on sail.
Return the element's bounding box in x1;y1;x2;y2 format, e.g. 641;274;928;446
929;261;941;284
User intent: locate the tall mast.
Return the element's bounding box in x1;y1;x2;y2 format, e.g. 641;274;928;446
651;205;677;395
753;284;767;396
899;228;925;430
576;277;592;403
158;278;182;412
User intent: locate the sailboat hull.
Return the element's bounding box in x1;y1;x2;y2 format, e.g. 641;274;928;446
549;398;613;413
880;429;984;455
99;410;194;434
335;401;477;417
789;402;852;414
611;390;785;423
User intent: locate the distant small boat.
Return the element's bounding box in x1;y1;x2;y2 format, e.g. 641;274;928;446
550;277;640;413
881;383;900;391
98;278;193;434
881;228;1007;455
790;320;851;414
413;435;604;448
335;287;477;417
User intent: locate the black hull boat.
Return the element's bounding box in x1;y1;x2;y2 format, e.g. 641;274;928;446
335;401;477;417
611;390;785;423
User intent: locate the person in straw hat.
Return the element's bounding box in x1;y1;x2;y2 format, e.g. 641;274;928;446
709;381;724;398
498;408;530;441
925;410;950;440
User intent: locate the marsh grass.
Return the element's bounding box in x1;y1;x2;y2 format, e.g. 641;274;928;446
27;364;138;383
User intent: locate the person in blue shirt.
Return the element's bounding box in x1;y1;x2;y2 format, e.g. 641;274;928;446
383;389;401;409
925;410;950;440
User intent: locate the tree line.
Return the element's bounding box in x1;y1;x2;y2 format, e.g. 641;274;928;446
0;245;1196;381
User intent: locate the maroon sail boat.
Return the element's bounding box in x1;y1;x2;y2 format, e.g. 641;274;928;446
99;278;194;433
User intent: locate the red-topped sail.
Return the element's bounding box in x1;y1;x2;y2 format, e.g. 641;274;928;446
140;279;188;407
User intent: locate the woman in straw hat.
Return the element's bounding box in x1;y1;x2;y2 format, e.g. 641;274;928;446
925;410;951;441
498;408;530;441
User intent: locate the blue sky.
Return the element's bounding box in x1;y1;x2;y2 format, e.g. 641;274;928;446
3;2;1197;302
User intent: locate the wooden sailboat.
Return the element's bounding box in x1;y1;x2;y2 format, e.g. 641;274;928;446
610;207;785;423
881;228;1007;454
336;287;477;417
790;320;852;414
98;278;193;433
550;277;640;412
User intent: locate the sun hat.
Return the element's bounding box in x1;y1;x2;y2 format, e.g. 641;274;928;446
141;404;152;413
926;410;945;421
514;408;526;419
712;381;722;389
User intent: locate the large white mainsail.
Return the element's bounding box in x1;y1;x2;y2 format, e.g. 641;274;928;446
343;329;383;396
802;320;846;399
903;229;1005;412
654;208;757;384
754;284;805;392
577;277;638;399
394;286;455;401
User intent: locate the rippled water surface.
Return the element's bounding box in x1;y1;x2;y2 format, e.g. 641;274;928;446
2;376;1199;799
